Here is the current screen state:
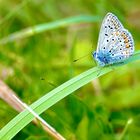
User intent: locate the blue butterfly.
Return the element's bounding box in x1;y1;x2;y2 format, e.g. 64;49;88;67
93;13;134;67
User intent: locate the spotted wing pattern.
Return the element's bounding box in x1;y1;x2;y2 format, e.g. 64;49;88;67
96;12;134;64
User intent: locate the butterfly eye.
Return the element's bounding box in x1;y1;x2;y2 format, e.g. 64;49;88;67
107;40;109;42
112;38;114;41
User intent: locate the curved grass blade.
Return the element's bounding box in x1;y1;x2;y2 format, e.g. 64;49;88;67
0;15;101;45
0;51;140;140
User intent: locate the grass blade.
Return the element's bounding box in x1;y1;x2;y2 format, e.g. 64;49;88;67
0;51;140;140
0;15;101;45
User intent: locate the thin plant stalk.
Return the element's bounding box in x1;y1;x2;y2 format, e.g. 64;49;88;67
0;80;64;140
12;94;65;140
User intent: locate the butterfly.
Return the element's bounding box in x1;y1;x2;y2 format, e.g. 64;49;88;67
93;12;134;67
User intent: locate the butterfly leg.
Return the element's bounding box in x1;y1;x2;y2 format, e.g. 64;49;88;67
96;67;103;77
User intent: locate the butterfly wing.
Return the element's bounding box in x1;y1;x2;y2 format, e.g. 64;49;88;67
97;13;124;53
96;12;134;65
108;29;134;63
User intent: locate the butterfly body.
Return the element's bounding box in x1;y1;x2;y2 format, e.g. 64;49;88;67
93;51;120;67
93;13;134;67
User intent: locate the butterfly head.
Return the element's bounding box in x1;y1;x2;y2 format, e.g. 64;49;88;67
92;51;106;67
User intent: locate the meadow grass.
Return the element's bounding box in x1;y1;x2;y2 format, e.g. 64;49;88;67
0;51;140;139
1;1;140;140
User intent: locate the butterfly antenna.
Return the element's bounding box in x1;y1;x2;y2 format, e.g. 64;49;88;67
40;77;56;87
73;53;91;62
73;40;95;62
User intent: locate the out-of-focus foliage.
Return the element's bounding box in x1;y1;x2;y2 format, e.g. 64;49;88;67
0;0;140;139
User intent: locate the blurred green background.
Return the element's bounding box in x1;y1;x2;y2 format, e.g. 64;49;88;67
0;0;140;140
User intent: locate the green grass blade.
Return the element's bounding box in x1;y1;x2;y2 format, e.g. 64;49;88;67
0;51;140;140
0;15;101;45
